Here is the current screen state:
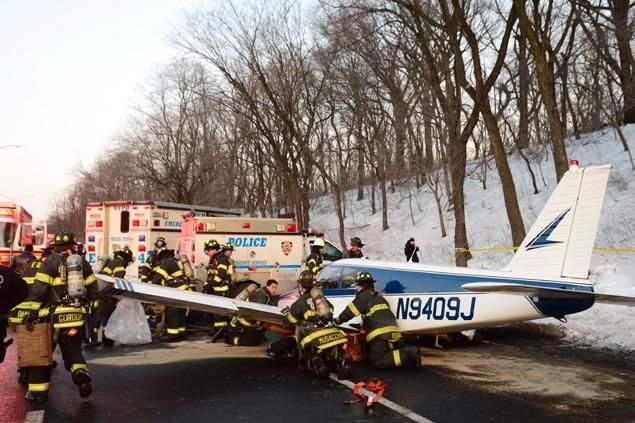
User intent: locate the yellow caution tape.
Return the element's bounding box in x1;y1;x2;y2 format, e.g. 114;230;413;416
449;245;635;266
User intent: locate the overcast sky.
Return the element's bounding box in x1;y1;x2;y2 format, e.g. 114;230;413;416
0;0;204;221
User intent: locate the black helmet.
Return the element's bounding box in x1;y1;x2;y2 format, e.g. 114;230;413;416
53;230;76;246
350;237;364;247
297;270;315;289
221;242;234;252
354;271;375;287
154;237;167;249
204;239;220;252
115;246;134;263
156;247;171;259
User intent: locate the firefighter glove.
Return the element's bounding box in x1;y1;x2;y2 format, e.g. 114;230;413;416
22;312;38;330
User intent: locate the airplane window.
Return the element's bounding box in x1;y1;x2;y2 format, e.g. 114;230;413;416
341;266;360;288
341;266;392;290
316;266;341;289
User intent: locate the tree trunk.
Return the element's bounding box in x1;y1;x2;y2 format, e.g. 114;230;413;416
514;0;569;181
481;100;526;246
449;139;471;267
518;33;530;150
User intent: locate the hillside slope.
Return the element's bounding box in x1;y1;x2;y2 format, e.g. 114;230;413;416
310;125;635;350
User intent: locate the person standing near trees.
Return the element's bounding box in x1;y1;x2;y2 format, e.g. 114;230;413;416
404;238;420;263
347;237;365;258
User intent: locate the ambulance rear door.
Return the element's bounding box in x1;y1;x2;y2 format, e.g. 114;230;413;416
85;203;108;265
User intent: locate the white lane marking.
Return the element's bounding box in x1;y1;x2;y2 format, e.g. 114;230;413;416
24;410;45;423
330;375;434;423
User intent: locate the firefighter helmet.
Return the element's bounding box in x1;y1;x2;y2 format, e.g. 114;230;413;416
115;246;135;263
53;230;76;246
350;237;364;247
354;271;375;287
154;237;167;249
156;247;171;259
313;238;325;248
204;239;220;252
221;242;234;252
297;270;315;289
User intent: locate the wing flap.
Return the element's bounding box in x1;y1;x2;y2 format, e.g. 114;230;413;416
97;275;284;324
462;282;635;306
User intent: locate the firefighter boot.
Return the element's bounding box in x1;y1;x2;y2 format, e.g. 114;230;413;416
72;368;93;398
309;355;329;380
25;390;48;403
159;333;183;343
102;336;115;348
408;347;421;369
337;354;353;380
18;368;27;385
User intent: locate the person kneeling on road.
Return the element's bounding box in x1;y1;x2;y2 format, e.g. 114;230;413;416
225;279;279;346
335;271;421;369
283;271;352;380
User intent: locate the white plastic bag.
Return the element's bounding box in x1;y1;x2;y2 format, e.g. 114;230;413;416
105;299;152;345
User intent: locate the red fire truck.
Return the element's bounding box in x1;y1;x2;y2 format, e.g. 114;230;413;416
0;202;48;266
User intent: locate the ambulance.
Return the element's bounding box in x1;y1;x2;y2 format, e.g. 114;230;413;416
0;202;48;266
84;201;240;275
177;215;343;293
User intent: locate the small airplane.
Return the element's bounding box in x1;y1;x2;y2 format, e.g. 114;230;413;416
96;161;635;337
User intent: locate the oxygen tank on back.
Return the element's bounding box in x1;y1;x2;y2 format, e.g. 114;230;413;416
310;286;332;322
92;255;110;274
235;283;258;301
178;254;195;279
65;254;86;300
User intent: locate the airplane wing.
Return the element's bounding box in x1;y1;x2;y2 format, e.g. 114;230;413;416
461;282;635;306
96;275;284;325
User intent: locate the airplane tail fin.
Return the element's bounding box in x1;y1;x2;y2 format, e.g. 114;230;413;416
506;163;611;280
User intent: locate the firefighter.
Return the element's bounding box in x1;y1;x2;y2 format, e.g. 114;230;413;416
225;279;279;347
150;246;188;342
22;230;100;403
202;239;221;333
1;265;28;365
8;245;53;382
10;244;36;275
139;237;165;282
92;246;135;347
283;271;352;380
138;250;157;283
335;271;420;369
203;239;221;294
347;237;365;258
75;242;86;259
305;238;325;275
207;242;234;334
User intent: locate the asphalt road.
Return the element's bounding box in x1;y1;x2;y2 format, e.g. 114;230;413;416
2;326;634;423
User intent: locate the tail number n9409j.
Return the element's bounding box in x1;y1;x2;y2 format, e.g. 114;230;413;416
396;296;476;321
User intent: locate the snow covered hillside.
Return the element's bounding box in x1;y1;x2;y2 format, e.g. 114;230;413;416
310;125;635;351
